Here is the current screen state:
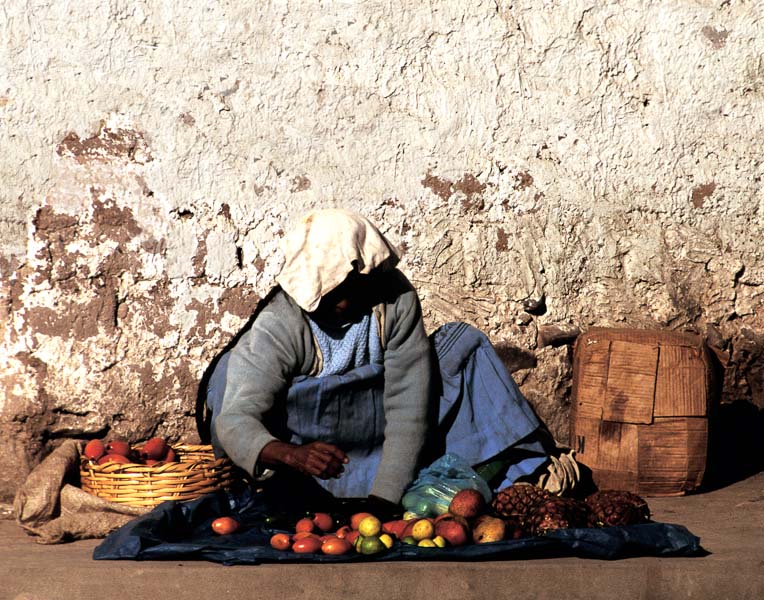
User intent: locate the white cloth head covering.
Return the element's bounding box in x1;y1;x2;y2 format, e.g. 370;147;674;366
276;208;400;312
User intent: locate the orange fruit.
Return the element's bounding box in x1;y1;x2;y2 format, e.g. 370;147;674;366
295;518;315;533
83;439;106;461
211;517;240;535
335;525;352;539
292;536;322;553
270;533;292;551
97;453;132;465
350;512;374;530
312;512;334;532
292;531;320;541
345;530;360;546
105;440;131;457
322;537;353;555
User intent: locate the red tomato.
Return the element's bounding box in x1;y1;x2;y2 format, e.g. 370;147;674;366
295;517;315;533
350;512;374;530
211;516;240;535
322;537;353;555
292;536;322;553
335;525;352;539
270;533;292;551
312;512;334;532
345;530;360;546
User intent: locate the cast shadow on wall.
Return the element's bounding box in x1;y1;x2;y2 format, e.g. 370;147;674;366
701;345;764;492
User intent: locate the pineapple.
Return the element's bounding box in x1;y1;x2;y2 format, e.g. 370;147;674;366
585;490;651;527
529;496;589;535
491;483;552;536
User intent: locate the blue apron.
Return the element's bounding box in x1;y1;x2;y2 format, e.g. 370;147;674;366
207;321;549;497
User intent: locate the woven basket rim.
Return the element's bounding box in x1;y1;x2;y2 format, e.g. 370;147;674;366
79;443;231;473
79;443;237;507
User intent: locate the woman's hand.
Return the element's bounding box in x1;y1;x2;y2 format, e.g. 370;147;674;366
260;440;348;479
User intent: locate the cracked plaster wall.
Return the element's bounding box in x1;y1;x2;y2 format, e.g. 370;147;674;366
1;1;763;499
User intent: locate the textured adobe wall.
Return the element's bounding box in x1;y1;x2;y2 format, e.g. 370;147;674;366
1;1;763;499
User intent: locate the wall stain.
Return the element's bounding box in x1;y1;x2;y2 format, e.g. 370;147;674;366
421;171;453;201
514;171;534;190
702;26;730;50
290;175;311;192
422;171;487;209
192;237;207;278
57;123;152;164
496;228;509;252
691;182;717;208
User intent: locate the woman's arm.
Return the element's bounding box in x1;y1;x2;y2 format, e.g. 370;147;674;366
214;293;342;477
370;272;433;503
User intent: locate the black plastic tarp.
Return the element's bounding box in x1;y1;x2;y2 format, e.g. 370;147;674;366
93;489;705;564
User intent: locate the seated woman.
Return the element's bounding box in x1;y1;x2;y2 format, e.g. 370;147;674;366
206;209;567;514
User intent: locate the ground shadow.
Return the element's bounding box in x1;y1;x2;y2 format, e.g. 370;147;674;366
701;399;764;492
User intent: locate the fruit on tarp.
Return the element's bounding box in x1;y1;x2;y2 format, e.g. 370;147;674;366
472;515;506;543
585;490;651;527
356;535;387;555
292;536;322;553
448;488;486;520
211;516;240;535
335;525;352;539
83;440;106;461
357;515;382;537
295;518;315;533
492;482;552;535
350;512;374;530
312;512;334;532
411;519;435;541
529;497;589;535
322;537;353;555
382;519;408;539
434;517;470;546
345;530;360;546
270;533;292;550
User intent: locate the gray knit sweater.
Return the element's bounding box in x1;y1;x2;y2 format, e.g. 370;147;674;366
214;270;433;503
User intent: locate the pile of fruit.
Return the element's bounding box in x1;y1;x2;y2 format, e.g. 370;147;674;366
209;484;651;557
82;437;178;466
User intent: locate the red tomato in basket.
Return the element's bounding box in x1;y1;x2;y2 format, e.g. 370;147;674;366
211;516;240;535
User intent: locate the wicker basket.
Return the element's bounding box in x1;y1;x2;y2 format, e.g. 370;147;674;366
80;444;237;507
571;328;716;496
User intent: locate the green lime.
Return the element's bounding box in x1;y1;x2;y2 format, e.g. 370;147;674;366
357;535;387;555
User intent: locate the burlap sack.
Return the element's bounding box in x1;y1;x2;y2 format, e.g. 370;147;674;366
13;439;148;544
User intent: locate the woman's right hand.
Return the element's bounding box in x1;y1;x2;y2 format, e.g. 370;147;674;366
260;440;348;479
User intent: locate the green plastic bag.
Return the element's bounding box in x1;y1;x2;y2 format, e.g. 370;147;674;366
401;453;493;517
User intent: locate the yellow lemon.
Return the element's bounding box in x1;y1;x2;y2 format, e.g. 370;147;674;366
411;519;435;541
358;515;382;537
432;535;447;548
403;511;419;521
417;539;437;548
378;533;394;549
357;535;387;555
